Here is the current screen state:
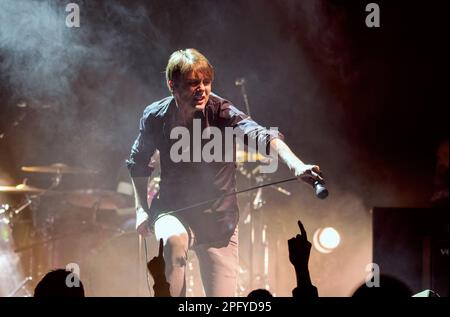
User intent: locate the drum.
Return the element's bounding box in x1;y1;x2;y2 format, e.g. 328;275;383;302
79;217;156;297
26;199;128;288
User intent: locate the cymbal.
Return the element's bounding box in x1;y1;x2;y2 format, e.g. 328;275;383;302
0;184;45;194
21;163;98;174
64;189;132;210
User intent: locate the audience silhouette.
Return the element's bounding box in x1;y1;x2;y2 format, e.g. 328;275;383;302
351;274;412;298
247;288;273;299
33;269;84;297
147;238;171;297
288;220;318;299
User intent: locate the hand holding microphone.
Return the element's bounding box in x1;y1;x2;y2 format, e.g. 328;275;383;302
295;164;329;199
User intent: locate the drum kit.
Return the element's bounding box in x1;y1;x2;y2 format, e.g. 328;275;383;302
1;153;290;296
0;163;145;296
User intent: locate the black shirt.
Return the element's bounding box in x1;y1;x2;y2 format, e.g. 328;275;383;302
126;93;282;243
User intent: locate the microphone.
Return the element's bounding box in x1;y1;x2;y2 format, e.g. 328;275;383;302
314;180;328;199
235;78;246;86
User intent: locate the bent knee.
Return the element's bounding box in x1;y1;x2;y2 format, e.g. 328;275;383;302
164;234;189;267
166;234;189;250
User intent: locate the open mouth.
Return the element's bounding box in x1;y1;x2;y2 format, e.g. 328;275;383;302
194;95;205;103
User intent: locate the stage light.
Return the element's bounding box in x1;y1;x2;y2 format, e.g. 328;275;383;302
313;227;341;254
0;204;9;213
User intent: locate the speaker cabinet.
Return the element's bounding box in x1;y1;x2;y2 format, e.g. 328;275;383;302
372;207;448;296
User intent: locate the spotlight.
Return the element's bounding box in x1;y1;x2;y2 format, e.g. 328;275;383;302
313;227;341;254
1;204;11;224
0;204;10;214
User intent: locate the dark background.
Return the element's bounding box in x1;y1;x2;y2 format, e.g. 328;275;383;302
0;0;448;296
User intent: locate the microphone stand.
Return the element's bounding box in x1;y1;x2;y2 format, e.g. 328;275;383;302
6;277;33;297
235;77;279;293
10;172;64;291
235;78;251;117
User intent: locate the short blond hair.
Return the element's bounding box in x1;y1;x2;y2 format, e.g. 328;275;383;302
165;48;214;90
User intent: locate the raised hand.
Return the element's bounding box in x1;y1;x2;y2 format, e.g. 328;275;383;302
288;220;312;272
147;238;166;282
288;220;318;298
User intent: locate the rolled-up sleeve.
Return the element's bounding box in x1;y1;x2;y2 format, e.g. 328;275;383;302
220;103;284;153
126;109;157;177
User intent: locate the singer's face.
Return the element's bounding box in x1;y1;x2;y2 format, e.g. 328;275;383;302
172;71;212;112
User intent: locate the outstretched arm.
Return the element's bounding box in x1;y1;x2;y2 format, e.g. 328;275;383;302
221;102;324;188
270;138;323;187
